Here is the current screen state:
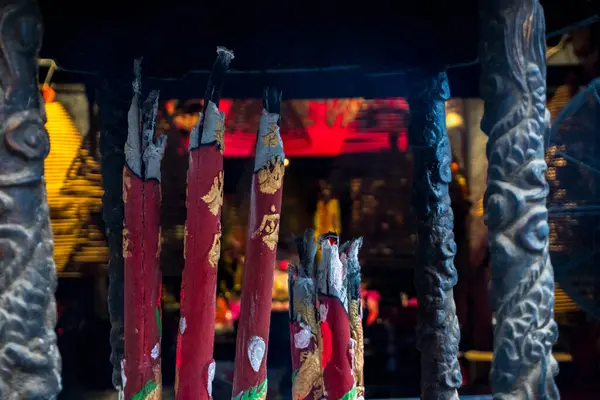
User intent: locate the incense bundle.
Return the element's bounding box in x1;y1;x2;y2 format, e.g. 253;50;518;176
288;229;325;400
122;60;167;400
288;231;364;400
317;233;356;400
232;87;285;400
176;47;234;400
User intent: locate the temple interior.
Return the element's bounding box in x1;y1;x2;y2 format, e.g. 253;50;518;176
1;1;598;399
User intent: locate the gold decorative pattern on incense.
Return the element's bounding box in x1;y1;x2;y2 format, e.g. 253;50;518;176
254;205;280;250
257;157;284;195
202;171;224;216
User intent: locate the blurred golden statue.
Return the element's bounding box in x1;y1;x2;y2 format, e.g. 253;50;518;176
314;180;341;238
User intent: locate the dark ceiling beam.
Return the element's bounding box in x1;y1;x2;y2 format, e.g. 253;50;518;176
47;65;581;99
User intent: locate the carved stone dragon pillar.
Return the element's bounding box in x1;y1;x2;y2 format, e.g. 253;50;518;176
479;0;559;398
407;71;462;400
0;0;62;397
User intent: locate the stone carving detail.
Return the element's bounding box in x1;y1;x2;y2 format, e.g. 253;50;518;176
407;71;462;400
479;0;559;397
0;0;62;397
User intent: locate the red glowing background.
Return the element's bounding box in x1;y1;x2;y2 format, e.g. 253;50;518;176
163;98;410;157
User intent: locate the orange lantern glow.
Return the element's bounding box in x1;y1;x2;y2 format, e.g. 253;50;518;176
41;84;56;103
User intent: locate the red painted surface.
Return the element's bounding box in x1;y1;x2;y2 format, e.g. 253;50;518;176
123;167;162;399
319;297;354;400
176;145;223;400
289;321;303;389
232;173;283;396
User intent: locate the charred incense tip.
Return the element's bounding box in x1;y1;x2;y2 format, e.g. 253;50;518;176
202;47;234;113
317;232;347;301
132;58;143;95
342;238;363;300
216;46;235;64
295;229;317;278
141;90;160;153
263;87;282;115
213;46;234;78
295;236;306;262
342;237;363;261
190;100;226;151
189;112;202;150
339;241;350;254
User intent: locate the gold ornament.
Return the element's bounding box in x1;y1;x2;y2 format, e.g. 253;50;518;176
325;98;364;128
214;118;225;153
262;123;279;147
156;226;162;259
202;171;224;216
293;350;322;400
294;300;319;336
146;386;161;400
292;297;325;399
357;386;365;399
150;365;162;400
183;225;188;260
122;228;131;259
208;232;222;268
257;157;284;195
175;368;179;398
349;300;364;389
123;171;131;204
254;206;280;250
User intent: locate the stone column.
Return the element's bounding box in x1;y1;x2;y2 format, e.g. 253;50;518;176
97;77;130;390
407;71;462;400
0;0;61;397
479;0;559;397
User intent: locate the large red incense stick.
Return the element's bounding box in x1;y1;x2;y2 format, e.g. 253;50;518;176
232;88;285;400
122;62;167;400
176;103;223;399
288;230;325;400
341;238;364;400
176;47;233;400
317;234;356;400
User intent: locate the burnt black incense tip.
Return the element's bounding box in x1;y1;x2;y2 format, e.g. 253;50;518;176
203;47;234;108
213;46;234;77
216;46;235;66
263;86;282;115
